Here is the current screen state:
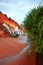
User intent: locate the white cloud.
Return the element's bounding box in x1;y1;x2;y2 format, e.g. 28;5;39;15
0;0;42;24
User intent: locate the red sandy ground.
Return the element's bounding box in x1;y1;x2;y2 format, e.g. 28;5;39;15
0;37;26;59
4;53;37;65
0;37;37;65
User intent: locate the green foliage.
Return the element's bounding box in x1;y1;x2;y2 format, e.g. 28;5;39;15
23;5;43;53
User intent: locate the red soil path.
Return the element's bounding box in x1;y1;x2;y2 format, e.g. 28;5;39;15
0;37;26;59
0;37;37;65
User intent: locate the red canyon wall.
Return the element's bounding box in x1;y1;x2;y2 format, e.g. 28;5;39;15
0;12;25;37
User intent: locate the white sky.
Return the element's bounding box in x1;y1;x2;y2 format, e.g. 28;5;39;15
0;0;42;24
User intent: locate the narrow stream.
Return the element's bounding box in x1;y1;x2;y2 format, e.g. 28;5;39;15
19;35;29;44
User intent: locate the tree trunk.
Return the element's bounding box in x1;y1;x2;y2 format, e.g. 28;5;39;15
38;53;43;65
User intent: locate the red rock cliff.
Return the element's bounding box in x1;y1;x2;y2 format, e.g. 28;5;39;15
0;11;25;37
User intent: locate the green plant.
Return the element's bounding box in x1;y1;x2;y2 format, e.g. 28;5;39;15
23;5;43;53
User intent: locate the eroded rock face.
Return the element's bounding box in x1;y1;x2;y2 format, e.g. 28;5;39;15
0;12;25;37
0;24;10;37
